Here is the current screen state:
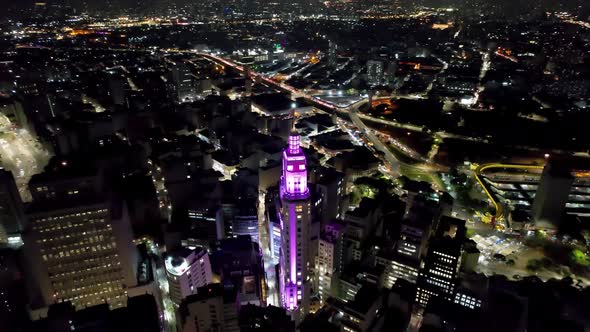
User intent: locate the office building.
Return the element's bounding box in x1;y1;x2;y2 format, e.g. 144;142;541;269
415;217;466;307
367;60;385;86
165;247;213;305
316;220;344;302
170;62;194;103
239;304;295;332
328;41;338;68
532;161;575;230
0;169;25;241
178;283;240;332
396;219;431;261
31;294;160;332
267;198;282;261
187;206;225;246
375;251;419;287
231;201;260;244
218;236;265;306
22;160;138;310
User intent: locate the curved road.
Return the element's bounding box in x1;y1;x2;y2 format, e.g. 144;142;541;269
473;163;544;227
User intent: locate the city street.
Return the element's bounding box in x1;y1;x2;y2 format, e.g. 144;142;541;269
0;113;51;201
257;191;280;307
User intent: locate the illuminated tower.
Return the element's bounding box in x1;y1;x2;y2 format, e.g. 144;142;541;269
279;131;312;319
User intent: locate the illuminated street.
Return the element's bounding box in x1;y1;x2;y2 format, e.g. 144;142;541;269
257;191;280;307
1;3;590;331
0;114;51;201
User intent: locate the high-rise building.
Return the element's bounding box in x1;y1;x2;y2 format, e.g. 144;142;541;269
178;283;240;332
218;236;265;306
375;251;419;288
169;62;194;103
316;220;344;302
231;201;260;244
22;160;138;310
0;169;25;241
106;72;127;106
532;161;574;230
328;41;338;69
239;304;295;332
187;206;225;246
267;199;282;261
0;247;28;331
165;247;213;305
278;131;313;318
367;60;385;86
30;294;160;332
415;217;465;308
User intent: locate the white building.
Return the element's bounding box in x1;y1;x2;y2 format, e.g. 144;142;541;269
165;247;213;305
317;238;335;301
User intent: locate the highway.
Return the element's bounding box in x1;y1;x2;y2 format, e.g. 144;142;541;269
347;99;401;175
195;52;448;176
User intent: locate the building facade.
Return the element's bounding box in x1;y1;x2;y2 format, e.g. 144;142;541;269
165;247;213;305
24;201;138;310
278;131;313;318
0;169;25;240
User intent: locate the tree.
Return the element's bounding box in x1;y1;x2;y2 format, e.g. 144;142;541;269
526;259;543;271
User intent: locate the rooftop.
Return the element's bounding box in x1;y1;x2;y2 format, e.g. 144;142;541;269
251;93;300;114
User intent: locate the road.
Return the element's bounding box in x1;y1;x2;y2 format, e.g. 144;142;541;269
257;191;280;307
0;113;51;202
346;99;402;176
197;52;412;177
472;163;545;227
147;240;177;332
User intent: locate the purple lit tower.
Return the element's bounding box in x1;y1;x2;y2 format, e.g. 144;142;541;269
279;130;312;319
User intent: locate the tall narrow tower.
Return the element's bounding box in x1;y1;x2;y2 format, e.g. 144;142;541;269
279;131;312;318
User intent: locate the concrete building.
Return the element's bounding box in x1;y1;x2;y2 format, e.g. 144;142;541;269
0;169;25;241
178;283;239;332
29;294;160;332
169;62;194;103
375;251;419;287
278;130;313;319
165;247;213;305
187;206;225;246
305;281;412;332
415;218;466;308
316;220;344;302
532;162;575;230
328;41;338;69
231;202;259;244
367;60;385;86
239;304;295;332
218;236;265;306
23;160;138;310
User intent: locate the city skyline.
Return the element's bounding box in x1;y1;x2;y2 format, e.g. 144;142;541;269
0;1;589;332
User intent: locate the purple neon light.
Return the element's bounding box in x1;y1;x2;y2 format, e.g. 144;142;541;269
289;204;297;284
280;131;310;312
289;135;301;154
281;133;309;199
286;284;297;310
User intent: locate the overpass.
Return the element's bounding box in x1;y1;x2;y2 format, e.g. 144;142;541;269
195;52;414;175
473;163;545;228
